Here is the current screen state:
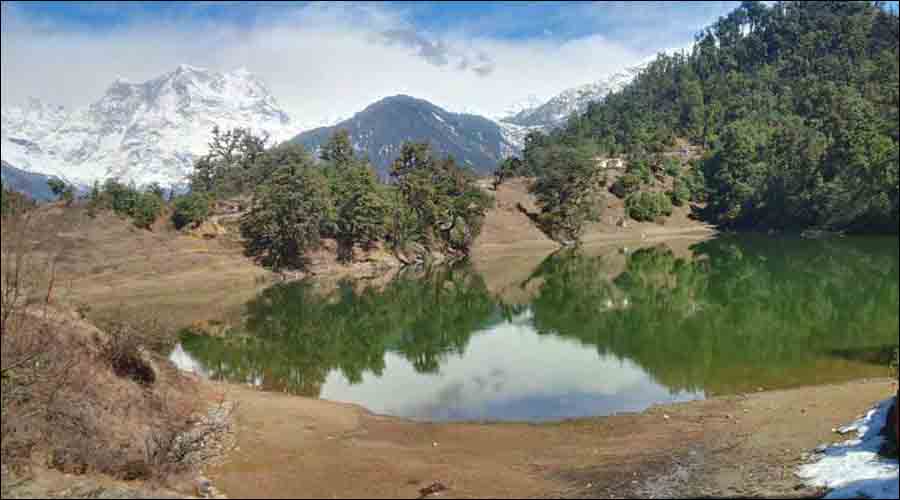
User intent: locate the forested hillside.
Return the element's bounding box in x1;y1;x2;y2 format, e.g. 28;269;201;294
524;1;899;233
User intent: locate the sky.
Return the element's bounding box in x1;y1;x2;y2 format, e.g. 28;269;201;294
1;1;747;129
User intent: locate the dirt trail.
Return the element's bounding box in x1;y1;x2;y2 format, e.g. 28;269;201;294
206;379;896;500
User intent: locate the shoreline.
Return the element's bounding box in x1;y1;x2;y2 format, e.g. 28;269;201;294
203;377;897;499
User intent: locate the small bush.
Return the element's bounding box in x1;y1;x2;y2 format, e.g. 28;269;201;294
627;159;653;185
610;174;642;199
627;192;674;222
681;163;708;203
172;193;212;230
663;158;682;178
670;178;692;207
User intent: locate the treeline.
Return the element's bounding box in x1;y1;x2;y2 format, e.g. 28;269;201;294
189;128;491;270
23;126;490;271
85;179;168;229
520;1;899;234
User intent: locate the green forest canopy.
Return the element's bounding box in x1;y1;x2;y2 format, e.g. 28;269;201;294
523;1;899;233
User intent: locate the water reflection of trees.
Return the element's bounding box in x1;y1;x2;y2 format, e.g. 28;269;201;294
181;237;898;399
180;265;495;396
527;236;899;393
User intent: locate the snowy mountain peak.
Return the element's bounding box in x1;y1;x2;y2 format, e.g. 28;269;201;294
1;66;295;187
500;63;648;131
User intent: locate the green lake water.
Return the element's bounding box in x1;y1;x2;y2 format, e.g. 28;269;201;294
171;236;899;422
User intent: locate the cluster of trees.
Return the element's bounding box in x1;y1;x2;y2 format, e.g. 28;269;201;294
186;128;491;271
387;141;493;260
626;192;674;222
86;179;167;229
519;1;899;234
527;144;607;245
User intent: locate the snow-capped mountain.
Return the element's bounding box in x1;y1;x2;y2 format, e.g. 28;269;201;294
500;65;646;132
1;65;295;187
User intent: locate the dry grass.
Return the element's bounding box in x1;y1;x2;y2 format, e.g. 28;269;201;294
0;209;202;485
16;202;271;330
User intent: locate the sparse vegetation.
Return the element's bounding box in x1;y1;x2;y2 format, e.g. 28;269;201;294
610;174;642;200
1;209;200;484
1;183;33;217
494;157;525;190
47;178;75;206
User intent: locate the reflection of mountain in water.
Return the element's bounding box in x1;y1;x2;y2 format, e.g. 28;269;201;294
176;236;898;421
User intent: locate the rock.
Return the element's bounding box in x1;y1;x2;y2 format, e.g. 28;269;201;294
188;221;228;240
196;479;213;498
418;482;448;499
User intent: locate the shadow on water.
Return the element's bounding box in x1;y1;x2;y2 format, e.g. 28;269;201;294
176;235;899;421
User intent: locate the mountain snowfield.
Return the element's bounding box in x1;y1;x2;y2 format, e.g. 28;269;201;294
499;65;646;133
1;65;295;187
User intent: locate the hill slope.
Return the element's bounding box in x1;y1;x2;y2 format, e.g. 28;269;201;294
530;1;899;233
1;160;58;201
292;95;517;176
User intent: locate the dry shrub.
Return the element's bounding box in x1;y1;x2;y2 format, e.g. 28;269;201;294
99;321;157;386
1;210;199;483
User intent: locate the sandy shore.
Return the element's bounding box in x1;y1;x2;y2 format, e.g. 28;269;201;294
202;378;896;499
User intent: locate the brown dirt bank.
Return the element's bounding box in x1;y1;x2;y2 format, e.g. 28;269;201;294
207;378;896;499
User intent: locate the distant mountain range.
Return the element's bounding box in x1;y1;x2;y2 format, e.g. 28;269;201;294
1;160;58;201
1;60;652;187
1;65;295;188
292;95;518;177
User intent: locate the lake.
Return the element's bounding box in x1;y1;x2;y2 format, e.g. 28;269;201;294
172;236;899;423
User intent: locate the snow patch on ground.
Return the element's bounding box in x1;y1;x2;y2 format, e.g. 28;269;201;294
798;398;899;499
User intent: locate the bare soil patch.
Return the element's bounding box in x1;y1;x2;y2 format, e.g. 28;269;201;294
207;379;895;499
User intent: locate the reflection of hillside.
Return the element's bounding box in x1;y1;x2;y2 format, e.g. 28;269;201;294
179;237;898;406
526;237;899;394
181;266;495;396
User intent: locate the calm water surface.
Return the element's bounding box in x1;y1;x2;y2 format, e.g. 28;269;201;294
172;236;899;422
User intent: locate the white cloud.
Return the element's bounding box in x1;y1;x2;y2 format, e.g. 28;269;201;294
1;2;651;129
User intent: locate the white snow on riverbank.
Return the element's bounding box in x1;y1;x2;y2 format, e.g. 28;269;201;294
798;398;898;499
